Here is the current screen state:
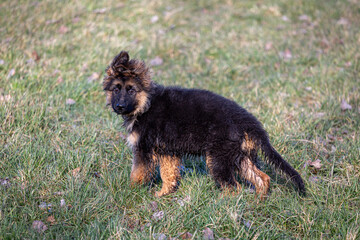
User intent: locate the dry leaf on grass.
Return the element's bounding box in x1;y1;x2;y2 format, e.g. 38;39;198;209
340;99;352;111
7;69;15;79
279;49;292;60
151;15;159;23
202;227;214;240
46;216;56;225
60;199;66;208
32;221;48;233
87;72;100;83
149;56;163;66
152;233;167;240
93;8;108;14
32;51;40;62
309;159;322;170
180;232;193;239
58;25;69;34
265;42;273;51
71;167;80;176
66;98;76;105
57;76;63;84
337;18;349;26
152;211;164;221
299;15;311;22
0;178;11;188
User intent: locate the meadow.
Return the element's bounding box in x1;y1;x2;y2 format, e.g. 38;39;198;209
0;0;359;239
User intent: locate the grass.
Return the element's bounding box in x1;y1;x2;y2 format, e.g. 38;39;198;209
1;0;359;239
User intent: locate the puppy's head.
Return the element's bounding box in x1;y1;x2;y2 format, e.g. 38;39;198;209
103;51;153;116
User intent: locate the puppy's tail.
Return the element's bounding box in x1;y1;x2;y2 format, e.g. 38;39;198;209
260;140;306;195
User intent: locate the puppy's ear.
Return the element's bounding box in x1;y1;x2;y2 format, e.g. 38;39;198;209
113;51;129;66
106;51;130;76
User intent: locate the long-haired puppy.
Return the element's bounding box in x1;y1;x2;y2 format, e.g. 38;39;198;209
103;51;305;199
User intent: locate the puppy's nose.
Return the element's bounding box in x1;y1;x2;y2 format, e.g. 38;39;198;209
116;103;126;109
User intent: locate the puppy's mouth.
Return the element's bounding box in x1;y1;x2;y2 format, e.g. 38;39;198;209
113;105;135;116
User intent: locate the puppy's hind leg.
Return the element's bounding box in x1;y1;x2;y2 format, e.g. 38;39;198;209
206;153;242;193
239;156;270;200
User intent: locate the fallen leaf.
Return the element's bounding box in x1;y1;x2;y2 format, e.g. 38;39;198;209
281;15;289;22
60;199;66;208
58;25;69;34
265;42;273;51
202;227;214;240
32;221;48;233
45;19;60;25
298;14;311;22
46;216;56;225
309;159;322;170
72;16;80;23
71;167;80;176
87;72;99;83
32;51;40;62
337;18;349;26
93;8;108;14
152;211;164;221
7;69;15;79
180;232;193;239
344;61;352;67
279;49;292;60
81;63;88;71
320;38;330;51
153;233;167;240
149;56;163;66
66;98;76;105
38;202;48;210
151;15;159;23
0;178;11;188
313;112;325;118
340;99;352;111
57;76;63;84
0;95;11;103
53;191;65;196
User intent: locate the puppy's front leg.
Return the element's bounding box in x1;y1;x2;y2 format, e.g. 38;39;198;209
130;151;152;186
155;155;181;197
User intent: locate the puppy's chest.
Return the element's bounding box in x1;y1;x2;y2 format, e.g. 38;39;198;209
126;131;139;148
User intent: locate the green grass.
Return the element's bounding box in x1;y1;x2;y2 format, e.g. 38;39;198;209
1;0;359;239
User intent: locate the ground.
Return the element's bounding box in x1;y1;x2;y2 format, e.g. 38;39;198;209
0;0;359;239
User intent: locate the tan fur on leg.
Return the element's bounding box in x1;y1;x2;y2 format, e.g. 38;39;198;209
130;152;153;186
240;157;270;200
130;163;150;186
155;155;181;197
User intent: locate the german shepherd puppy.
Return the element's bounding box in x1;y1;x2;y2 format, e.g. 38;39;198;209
103;51;305;199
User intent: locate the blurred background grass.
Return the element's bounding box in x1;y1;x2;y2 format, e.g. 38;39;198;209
1;0;359;239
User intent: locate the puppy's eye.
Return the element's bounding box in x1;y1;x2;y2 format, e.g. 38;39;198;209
113;88;120;94
128;88;136;95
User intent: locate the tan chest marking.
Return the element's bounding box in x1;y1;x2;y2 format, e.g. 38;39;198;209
127;131;139;148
